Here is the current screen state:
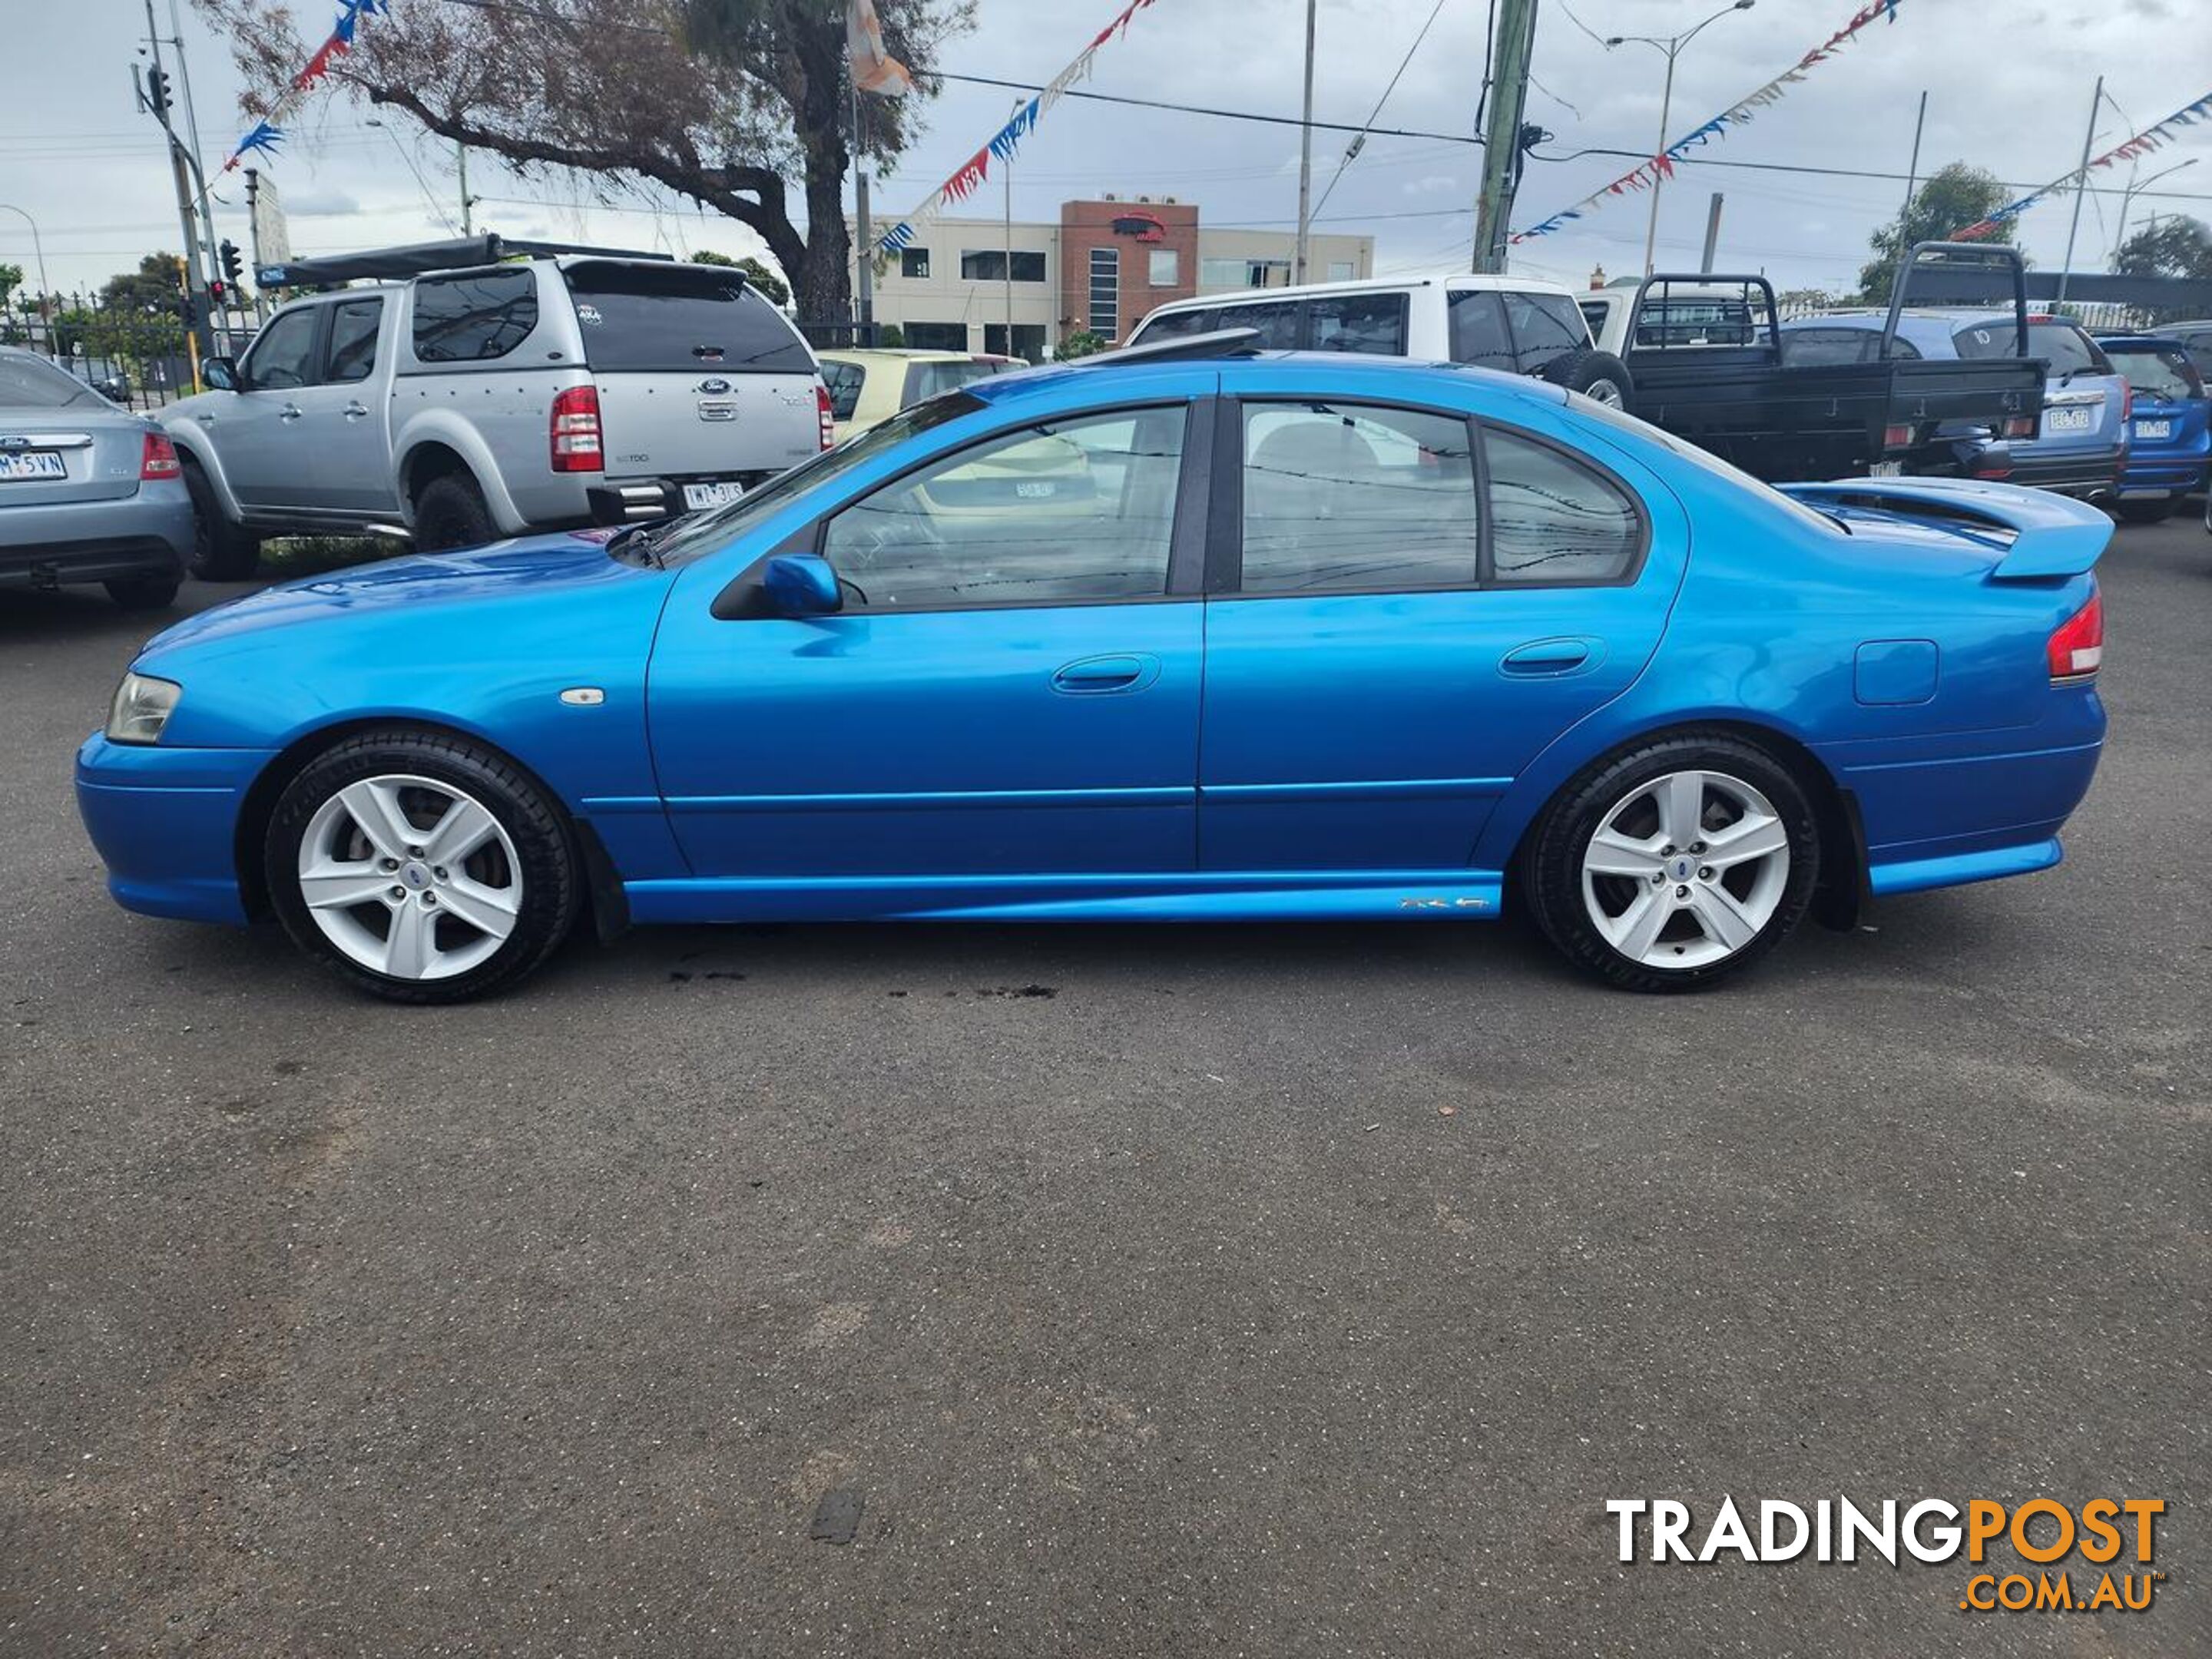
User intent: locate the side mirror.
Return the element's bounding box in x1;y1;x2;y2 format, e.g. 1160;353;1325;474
762;552;843;617
201;356;240;392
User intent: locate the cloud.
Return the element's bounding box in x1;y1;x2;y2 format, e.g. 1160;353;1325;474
282;188;363;218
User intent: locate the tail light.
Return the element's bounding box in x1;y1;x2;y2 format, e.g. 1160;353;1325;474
140;429;180;481
1882;422;1912;450
815;381;836;450
549;385;603;472
2047;587;2103;682
2002;416;2035;439
2119;382;2133;422
1972;464;2012;480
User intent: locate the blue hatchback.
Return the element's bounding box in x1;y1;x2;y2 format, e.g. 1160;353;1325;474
77;348;2111;1001
2094;334;2210;521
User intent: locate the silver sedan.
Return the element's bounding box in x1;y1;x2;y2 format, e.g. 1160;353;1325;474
0;346;194;609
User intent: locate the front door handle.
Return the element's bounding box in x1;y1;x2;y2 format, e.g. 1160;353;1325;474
343;401;370;419
1501;637;1596;677
278;402;303;422
1051;654;1157;694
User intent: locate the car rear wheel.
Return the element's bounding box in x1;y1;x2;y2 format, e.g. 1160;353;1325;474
1524;735;1819;992
412;473;496;553
1541;346;1632;408
179;455;262;580
104;574;180;610
266;730;580;1004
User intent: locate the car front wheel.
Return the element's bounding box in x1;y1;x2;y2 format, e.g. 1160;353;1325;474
1525;735;1820;991
265;730;580;1003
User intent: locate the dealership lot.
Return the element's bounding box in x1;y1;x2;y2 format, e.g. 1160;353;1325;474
2;522;2205;1655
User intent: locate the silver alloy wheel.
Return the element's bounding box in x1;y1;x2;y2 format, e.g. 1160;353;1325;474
295;773;522;982
1584;378;1627;408
1579;768;1790;969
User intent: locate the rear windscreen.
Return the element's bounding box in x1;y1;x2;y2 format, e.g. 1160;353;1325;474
1952;320;2110;376
901;359;1001;406
562;263;816;374
0;353;101;409
2105;345;2202;402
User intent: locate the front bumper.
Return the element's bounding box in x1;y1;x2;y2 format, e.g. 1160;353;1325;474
0;482;194;590
75;734;275;926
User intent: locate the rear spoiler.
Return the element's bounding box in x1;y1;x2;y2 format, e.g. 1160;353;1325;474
1779;477;2111;579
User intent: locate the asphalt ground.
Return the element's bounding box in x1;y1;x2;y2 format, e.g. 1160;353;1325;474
2;515;2207;1657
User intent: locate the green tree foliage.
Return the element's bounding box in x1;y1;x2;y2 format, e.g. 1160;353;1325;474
1858;163;2016;305
691;247;791;307
2113;216;2212;281
1056;329;1105;360
194;0;972;325
875;323;905;348
75;254;190;357
0;262;22;313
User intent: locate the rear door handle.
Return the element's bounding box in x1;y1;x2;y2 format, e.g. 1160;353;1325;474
278;402;303;422
1501;638;1595;677
343;402;370;419
1051;654;1157;694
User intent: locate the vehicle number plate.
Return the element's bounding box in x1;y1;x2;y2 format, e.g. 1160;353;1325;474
2044;406;2094;435
0;450;67;481
1868;460;1904;478
683;481;744;511
2134;419;2171;440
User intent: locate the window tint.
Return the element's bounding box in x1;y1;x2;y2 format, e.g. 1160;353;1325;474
1780;327;1869;366
822;406;1184;609
1505;291;1588;373
0;352;101;409
820;359;865;420
1214;300;1300;348
412;268;537;363
1447;290;1515;372
562;262;810;373
1952;319;2108;376
1240;402;1478;594
325;298;384;383
1485;428;1641;583
245;306;322;389
2104;344;2200;402
1135;307;1217;341
901;359;998;406
1308;291;1408;356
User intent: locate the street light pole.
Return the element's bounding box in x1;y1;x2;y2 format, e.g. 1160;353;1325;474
2111;156;2198;267
0;203;54;335
1294;0;1317;283
1608;0;1757;278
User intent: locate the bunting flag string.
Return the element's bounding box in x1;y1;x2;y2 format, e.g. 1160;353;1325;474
1512;0;1915;243
219;0;388;173
1952;88;2212;240
874;0;1162;254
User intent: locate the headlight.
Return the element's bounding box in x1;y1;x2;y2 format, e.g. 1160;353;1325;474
105;672;182;745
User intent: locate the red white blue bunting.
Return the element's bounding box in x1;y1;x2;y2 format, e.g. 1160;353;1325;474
219;0;388;173
1953;88;2212;240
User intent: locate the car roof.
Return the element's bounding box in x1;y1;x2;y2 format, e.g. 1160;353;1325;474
963;349;1572;412
1144;270;1578;316
2094;333;2193;348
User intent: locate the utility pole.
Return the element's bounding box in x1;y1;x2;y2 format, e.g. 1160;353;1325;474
1899;90;1927;224
1472;0;1539;273
166;0;220;278
851;83;873;334
2055;75;2102;312
1294;0;1317;283
1698;192;1724;273
457;139;473;236
243;168;268;321
1003;98;1018;358
142;0;214;369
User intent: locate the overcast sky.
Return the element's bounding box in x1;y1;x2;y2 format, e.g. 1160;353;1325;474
7;0;2209;304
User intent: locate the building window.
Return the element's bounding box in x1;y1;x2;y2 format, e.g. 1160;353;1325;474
1088;247;1120;337
899;247;931;280
902;321;969;352
982;323;1048;363
960;249;1046;282
1199;256;1291;290
1148;248;1179;287
1326;260;1356;282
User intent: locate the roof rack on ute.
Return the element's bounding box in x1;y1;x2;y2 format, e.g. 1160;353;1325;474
255;233;677;290
1071;326;1262;367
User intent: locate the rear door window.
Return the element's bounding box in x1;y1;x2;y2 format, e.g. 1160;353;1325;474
1214;300;1302;349
1447;291;1515;372
1484;428;1642;583
412;268;538;363
1505;292;1590;374
324;298;386;383
563;262;814;373
1135;308;1217;341
1307;292;1409;356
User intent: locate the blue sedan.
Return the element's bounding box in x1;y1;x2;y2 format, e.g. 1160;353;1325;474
76;343;2111;1001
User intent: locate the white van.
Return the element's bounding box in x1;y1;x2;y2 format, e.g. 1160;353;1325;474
1126;272;1631;405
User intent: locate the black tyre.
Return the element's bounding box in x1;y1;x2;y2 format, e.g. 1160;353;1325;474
1522;732;1820;992
179;455;262;580
1539;346;1633;408
2113;497;2174;525
412;472;497;553
104;573;181;610
264;729;581;1004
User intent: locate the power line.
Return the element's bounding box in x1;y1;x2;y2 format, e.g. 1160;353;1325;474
1311;0;1453;220
932;73;1482;147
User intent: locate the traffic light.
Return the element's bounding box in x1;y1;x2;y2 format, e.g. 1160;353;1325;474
144;67;171;119
219;240;244;288
208;280;227;306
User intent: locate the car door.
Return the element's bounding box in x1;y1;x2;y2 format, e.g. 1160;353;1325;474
216;303;325;512
283;294;393;515
645;396;1211;883
1198;371;1685;871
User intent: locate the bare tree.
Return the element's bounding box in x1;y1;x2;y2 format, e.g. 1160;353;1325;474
192;0;972;322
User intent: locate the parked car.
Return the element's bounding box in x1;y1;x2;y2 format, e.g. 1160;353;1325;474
2152;319;2212;366
1780;308;2128;497
2091;333;2210;520
1128;272;1634;404
64;360;133;405
163;235;832;575
78;336;2110;1002
817;348;1017;442
0;346;193;608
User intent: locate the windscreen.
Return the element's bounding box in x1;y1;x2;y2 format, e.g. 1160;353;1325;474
0;353;103;409
563;262;816;373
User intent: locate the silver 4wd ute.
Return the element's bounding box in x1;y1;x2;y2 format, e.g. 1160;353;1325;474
163;236;832;572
